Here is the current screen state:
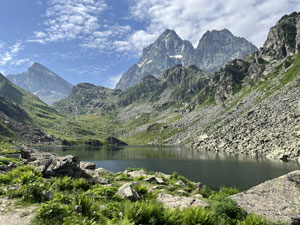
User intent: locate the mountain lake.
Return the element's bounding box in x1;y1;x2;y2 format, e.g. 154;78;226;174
38;145;300;191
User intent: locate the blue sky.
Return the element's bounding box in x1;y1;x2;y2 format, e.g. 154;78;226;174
0;0;299;88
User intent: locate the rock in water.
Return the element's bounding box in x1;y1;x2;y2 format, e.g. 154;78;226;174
231;170;300;224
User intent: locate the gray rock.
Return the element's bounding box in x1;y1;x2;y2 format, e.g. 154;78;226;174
157;193;208;210
80;162;96;170
231;170;300;224
175;180;186;187
42;191;53;201
116;183;140;201
127;169;146;178
144;176;165;185
75;205;82;213
21;147;85;178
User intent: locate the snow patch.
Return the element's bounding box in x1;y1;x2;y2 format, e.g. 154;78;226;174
137;59;153;67
169;55;183;59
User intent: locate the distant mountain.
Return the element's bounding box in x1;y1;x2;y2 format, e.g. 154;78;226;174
116;29;257;90
0;73;58;144
7;63;73;105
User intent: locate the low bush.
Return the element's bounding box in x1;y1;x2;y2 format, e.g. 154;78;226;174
87;186;119;200
55;177;73;192
180;207;215;225
73;178;90;191
210;195;247;225
122;200;167;225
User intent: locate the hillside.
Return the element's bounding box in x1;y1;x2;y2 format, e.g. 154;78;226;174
54;12;300;162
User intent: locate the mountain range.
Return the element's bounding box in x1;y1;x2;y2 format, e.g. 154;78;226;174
7;63;73;105
0;11;299;163
116;29;258;90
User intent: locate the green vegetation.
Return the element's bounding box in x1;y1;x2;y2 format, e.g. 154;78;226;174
0;165;286;225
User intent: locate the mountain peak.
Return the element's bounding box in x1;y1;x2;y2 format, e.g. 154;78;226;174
159;29;181;40
7;63;73;105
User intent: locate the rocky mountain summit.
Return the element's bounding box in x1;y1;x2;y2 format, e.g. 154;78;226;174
116;29;257;90
7;63;73;105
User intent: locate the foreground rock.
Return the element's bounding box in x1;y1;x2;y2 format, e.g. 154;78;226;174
157;193;208;210
20;147;108;184
116;183;140;201
21;147;85;178
231;170;300;224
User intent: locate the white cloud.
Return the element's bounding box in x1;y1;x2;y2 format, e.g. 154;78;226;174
10;58;31;66
0;42;23;66
122;0;300;55
108;73;122;88
29;0;107;43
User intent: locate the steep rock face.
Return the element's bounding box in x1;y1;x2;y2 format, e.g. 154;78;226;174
116;29;257;90
7;63;73;105
260;12;300;61
195;29;257;72
116;29;195;90
54;83;121;116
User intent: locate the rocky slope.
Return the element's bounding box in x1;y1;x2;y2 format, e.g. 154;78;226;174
0;73;59;144
7;63;73;105
116;29;257;90
53;12;300;162
54;83;121;116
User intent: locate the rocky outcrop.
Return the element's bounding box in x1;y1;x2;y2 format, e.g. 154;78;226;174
21;147;85;178
7;63;73;105
231;170;300;224
195;29;257;72
259;12;300;61
157;193;208;209
105;136;128;146
116;29;257;90
54;83;121;116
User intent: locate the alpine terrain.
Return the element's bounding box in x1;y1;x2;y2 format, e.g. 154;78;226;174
7;63;73;105
116;29;258;90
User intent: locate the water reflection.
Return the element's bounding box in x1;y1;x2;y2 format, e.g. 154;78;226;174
40;145;300;191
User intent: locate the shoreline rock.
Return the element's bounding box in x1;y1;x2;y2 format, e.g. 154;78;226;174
231;170;300;224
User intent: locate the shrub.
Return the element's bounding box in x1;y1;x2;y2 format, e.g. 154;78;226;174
36;199;69;223
210;196;247;225
237;214;269;225
87;186;118;200
19;180;48;203
55;177;74;192
0;157;21;166
74;194;96;217
73;178;90;191
122;200;167;225
180;207;214;225
219;187;239;196
0;165;41;185
116;173;131;181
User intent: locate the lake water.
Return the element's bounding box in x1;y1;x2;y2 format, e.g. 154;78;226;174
40;145;300;191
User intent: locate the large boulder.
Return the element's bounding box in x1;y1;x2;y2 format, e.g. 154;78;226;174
157;193;208;210
231;170;300;224
21;147;85;178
